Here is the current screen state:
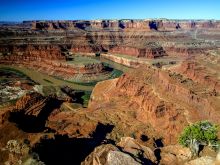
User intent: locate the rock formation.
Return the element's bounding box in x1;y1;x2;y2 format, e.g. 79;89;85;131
82;137;157;165
81;144;142;165
1;19;219;71
0;18;220;164
31;20;220;31
89;64;220;144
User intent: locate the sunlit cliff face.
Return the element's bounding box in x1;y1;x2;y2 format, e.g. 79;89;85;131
0;18;220;164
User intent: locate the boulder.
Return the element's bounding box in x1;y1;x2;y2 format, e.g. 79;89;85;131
81;144;141;165
160;145;192;164
107;151;141;165
117;137;157;163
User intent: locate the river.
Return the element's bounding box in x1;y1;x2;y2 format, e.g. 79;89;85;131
0;55;130;91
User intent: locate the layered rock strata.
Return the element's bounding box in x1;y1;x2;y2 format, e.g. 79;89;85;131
31;20;220;31
4;19;219;62
89;64;220;144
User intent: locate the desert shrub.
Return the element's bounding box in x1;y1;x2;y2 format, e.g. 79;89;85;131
179;121;219;156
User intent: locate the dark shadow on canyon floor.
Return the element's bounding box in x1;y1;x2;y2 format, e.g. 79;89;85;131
61;86;85;104
154;138;164;148
9;98;63;133
32;123;114;165
154;138;164;163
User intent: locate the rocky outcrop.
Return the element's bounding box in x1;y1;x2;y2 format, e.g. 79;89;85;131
164;45;212;57
0;94;53;164
82;137;157;165
9;92;63;132
106;151;141;165
160;145;192;164
47;85;159;143
0;53;108;81
89;69;186;144
14;92;48;116
101;53;140;68
89;64;220;144
173;60;220;93
71;45;94;54
0;44;65;60
1;19;219;64
81;144;120;165
117;137;157;163
109;45;166;58
82;144;142;165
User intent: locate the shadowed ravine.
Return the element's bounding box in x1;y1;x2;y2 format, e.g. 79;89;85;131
9;98;63;133
32;123;114;165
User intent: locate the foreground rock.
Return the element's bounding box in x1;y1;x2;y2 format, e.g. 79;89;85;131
81;144;142;165
0;92;61;164
160;145;192;164
117;137;157;163
107;151;141;165
0;78;219;164
82;137;157;165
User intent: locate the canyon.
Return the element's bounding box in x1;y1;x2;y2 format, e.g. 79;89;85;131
0;19;220;165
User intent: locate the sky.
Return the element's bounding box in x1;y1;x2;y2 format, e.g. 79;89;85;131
0;0;219;21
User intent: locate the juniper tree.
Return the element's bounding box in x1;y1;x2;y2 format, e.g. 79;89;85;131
179;121;219;156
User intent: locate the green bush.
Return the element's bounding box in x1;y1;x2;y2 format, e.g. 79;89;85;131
179;121;219;156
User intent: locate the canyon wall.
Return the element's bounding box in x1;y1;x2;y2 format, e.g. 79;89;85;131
109;46;166;58
0;19;220;164
31;20;220;31
0;57;106;80
0;44;65;60
1;19;219;62
89;65;220;144
173;61;220;93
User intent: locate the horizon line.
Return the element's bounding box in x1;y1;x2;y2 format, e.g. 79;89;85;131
1;18;220;22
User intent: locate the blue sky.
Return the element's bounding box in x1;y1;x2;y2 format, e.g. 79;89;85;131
0;0;219;21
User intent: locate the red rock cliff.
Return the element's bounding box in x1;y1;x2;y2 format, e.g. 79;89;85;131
89;65;220;144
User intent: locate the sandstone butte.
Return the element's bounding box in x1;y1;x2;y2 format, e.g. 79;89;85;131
0;19;220;164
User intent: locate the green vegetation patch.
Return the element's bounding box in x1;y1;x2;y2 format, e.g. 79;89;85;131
81;91;92;107
179;121;219;156
0;78;8;84
103;63;124;79
0;67;27;78
75;81;98;86
109;69;123;79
